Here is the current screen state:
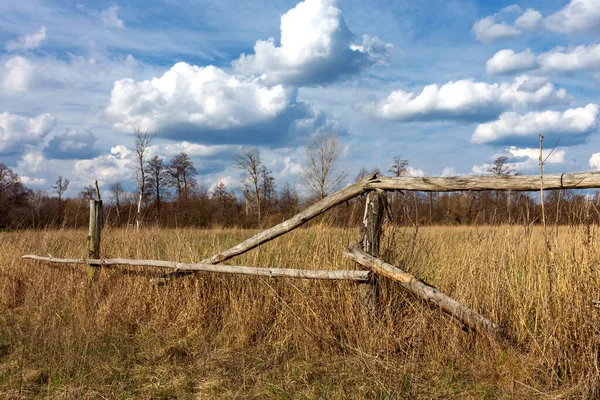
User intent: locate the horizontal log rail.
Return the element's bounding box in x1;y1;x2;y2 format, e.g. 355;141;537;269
21;255;370;282
371;171;600;192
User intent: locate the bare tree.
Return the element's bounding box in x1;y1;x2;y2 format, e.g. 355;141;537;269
0;163;28;227
279;182;300;218
260;166;276;217
53;175;70;223
109;182;125;225
145;155;170;218
109;182;124;209
388;155;409;177
168;152;197;203
487;156;517;223
79;185;96;200
300;132;347;200
233;147;263;223
133;127;155;229
487;156;516;176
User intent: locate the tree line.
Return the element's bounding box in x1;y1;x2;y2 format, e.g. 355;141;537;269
1;133;599;229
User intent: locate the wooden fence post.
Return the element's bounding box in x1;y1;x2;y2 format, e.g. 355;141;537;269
358;189;387;313
88;199;102;280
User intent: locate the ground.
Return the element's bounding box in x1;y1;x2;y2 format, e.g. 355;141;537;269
1;224;599;399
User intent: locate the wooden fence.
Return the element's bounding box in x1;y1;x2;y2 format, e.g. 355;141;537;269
22;171;600;344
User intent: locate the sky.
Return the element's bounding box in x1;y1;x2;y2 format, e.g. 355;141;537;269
1;0;599;196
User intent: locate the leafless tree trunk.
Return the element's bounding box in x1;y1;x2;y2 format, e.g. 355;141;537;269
134;127;154;229
234;147;263;223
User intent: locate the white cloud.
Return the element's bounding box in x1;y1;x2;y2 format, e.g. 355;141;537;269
441;167;458;177
5;26;47;52
233;0;391;86
107;62;288;131
100;5;124;28
537;44;600;74
471;104;599;146
163;142;234;157
1;52;147;95
73;145;135;184
590;153;600;170
472;16;521;43
20;176;47;186
515;9;542;30
0;112;56;155
487;44;600;76
106;62;334;147
1;56;35;92
362;75;569;122
281;156;303;177
486;49;538;76
17;151;45;174
501;5;522;14
544;0;600;34
406;167;425;177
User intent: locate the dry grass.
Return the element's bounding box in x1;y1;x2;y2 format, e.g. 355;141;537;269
1;223;599;399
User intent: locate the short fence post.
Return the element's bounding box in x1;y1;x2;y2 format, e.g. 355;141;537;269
88;199;102;280
358;189;386;313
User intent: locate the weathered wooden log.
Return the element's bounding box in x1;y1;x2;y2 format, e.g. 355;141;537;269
21;255;371;281
152;170;600;286
370;171;600;192
88;200;102;259
88;199;102;281
357;189;387;313
345;245;503;338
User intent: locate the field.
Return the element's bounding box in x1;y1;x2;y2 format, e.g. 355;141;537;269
1;223;599;399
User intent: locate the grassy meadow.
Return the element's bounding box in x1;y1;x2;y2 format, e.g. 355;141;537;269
1;223;599;399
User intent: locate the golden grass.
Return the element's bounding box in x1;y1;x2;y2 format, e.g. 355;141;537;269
1;223;599;399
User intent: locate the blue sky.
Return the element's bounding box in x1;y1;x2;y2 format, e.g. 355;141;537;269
0;0;599;195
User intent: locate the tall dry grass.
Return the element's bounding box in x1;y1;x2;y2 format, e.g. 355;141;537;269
0;223;599;398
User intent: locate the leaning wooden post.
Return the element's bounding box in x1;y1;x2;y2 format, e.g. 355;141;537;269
358;188;387;313
88;199;102;280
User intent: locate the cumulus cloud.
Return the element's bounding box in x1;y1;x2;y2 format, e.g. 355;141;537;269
406;167;425;177
0;112;56;156
5;26;47;52
486;49;538;76
232;0;391;86
100;5;124;28
544;0;600;34
590;153;600;170
487;44;600;76
479;0;600;41
471;104;599;147
44;128;99;159
502;5;522;14
73;145;135;184
514;9;542;30
537;44;600;74
362;75;569;122
472;16;521;43
106;62;339;147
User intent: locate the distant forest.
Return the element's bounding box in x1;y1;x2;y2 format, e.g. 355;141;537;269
1;132;599;229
